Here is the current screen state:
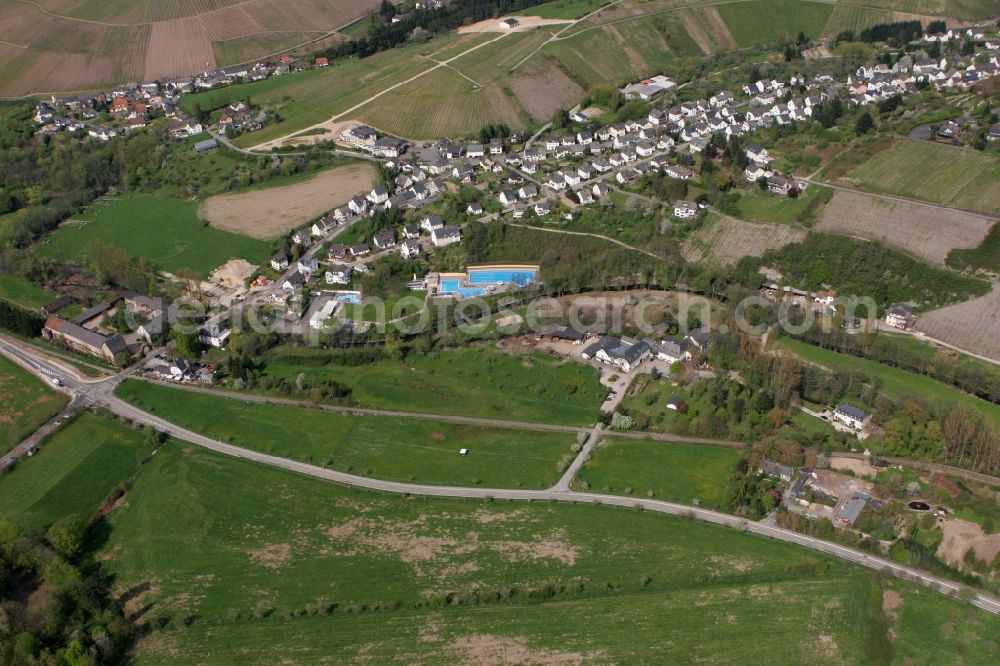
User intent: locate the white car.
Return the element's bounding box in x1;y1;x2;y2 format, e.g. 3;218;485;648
51;377;63;387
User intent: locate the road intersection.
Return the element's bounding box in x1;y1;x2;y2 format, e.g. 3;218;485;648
2;334;999;616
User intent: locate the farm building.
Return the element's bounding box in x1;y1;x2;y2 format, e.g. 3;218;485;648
42;316;129;363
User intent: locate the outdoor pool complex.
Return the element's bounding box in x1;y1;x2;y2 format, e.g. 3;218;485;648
334;291;361;304
438;265;539;297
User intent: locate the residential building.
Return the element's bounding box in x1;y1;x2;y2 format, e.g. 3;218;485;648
431;225;462;247
834;403;870;430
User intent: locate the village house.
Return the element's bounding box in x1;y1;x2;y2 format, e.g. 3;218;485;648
283;272;306;291
373;230;397;250
328;244;347;261
270;253;289;271
432;225;462;247
834;403;870;430
400;239;421;260
582;336;651;373
885;303;915;329
758;459;794;482
673;201;699;219
351;242;371;257
325;265;353;284
421;214;445;232
297;256;318;274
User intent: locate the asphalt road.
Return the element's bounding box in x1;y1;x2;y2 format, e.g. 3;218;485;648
3;337;1000;616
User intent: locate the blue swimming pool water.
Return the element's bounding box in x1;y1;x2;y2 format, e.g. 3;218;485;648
467;269;536;287
440;278;487;297
335;293;361;303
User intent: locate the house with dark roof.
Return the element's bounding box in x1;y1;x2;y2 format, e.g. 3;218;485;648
43;316;129;362
758;459;794;482
885;304;915;330
834;403;869;430
581;336;651;372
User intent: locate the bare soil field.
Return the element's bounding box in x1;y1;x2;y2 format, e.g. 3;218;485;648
145;17;217;80
198;164;375;239
508;58;584;120
916;286;1000;362
936;518;1000;568
683;214;806;266
815;190;993;266
458;16;573;33
0;0;379;95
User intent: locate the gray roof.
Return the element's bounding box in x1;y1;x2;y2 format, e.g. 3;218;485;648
837;495;867;525
836;403;868;421
760;459;794;479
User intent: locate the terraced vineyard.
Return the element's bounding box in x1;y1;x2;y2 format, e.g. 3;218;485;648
815;190;993;265
682;213;806;267
848;140;1000;215
716;0;834;46
0;0;380;95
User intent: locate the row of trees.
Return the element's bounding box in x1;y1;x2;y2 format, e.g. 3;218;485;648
0;298;45;337
317;0;552;61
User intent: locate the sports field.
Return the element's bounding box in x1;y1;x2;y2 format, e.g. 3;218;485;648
848;140;1000;215
0;413;150;528
39;194;271;278
576;438;741;507
100;440;869;663
0;354;67;455
256;346;606;426
116;379;579;489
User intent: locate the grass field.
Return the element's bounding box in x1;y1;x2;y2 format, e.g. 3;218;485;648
39;194;272;278
115;379;578;489
514;0;609;19
682;213;806;266
821;4;894;38
0;413;150;529
771;336;1000;430
731;184;833;225
0;354;67;455
256;345;606;426
848;140;1000;215
716;0;834;47
948;222;1000;274
98;440;881;663
575;438;741;507
0;272;56;309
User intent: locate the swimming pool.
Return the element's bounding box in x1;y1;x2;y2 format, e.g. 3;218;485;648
440;278;487;297
334;292;361;304
467;268;536;287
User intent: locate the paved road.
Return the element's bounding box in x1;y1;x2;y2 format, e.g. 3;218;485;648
3;339;1000;616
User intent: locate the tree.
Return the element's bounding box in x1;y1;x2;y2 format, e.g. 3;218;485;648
551;107;570;129
47;514;89;560
172;328;203;358
855;111;874;135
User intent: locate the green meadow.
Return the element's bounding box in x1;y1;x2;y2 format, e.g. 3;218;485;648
39;194;271;277
257;345;606;426
0;413;150;528
116;379;578;489
0;354;67;455
102;441;877;664
575;437;741;507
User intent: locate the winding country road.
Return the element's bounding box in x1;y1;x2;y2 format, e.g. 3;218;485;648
3;334;1000;617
